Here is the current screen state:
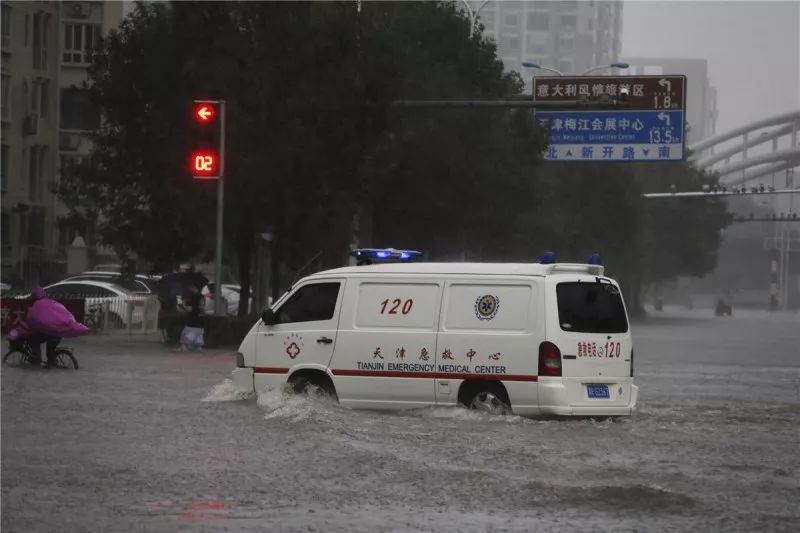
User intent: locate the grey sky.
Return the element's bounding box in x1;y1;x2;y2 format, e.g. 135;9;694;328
622;0;800;136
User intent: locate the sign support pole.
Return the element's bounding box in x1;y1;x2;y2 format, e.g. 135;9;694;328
214;101;226;315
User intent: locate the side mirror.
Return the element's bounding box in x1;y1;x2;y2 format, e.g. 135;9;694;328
261;308;276;325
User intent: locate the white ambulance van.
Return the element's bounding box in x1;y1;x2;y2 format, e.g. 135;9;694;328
231;250;638;416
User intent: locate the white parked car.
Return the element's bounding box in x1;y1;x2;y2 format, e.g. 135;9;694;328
229;250;638;417
44;280;145;328
63;271;158;295
201;283;251;315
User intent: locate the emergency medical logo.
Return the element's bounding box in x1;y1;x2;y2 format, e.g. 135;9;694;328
284;333;303;359
474;294;500;320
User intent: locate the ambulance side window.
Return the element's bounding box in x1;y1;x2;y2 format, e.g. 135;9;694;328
274;282;340;324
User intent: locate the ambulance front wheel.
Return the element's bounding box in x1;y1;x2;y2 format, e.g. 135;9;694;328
287;370;338;402
463;383;511;415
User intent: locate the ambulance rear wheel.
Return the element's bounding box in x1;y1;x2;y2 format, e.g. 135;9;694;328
466;384;511;415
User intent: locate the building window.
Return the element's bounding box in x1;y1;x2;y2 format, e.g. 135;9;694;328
27;145;47;203
526;39;547;55
1;143;8;193
30;80;39;114
32;12;49;69
60;87;100;131
526;12;549;31
1;4;11;49
558;36;574;52
63;23;101;65
504;14;519;27
1;213;9;254
29;146;40;202
501;35;520;52
1;74;9;120
27;207;45;246
39;80;48;118
560;14;577;29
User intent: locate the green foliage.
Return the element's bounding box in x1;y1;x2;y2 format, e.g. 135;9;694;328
57;0;729;315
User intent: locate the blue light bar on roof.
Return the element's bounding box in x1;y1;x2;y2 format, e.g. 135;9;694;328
587;253;602;265
351;248;423;264
538;251;556;264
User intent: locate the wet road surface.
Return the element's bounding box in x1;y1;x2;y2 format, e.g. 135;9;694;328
2;307;799;532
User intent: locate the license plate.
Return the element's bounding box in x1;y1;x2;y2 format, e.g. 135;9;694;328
587;384;610;399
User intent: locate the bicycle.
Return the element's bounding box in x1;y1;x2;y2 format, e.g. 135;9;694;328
3;339;79;370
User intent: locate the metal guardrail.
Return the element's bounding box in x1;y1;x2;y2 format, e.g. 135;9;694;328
0;292;161;336
84;296;160;335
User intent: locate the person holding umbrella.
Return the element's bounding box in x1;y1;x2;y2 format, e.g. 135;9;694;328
179;284;205;351
157;271;208;348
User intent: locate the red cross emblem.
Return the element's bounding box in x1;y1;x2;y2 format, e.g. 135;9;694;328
286;342;301;359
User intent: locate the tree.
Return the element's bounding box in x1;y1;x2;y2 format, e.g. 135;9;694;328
58;1;548;313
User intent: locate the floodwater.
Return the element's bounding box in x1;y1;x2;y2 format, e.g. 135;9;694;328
2;307;799;532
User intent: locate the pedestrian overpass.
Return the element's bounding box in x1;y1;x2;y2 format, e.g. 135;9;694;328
689;110;800;187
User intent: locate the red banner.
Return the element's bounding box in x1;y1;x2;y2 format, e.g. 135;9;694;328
1;298;86;335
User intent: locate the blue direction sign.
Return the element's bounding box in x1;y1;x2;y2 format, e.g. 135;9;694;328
536;110;684;161
533;75;687;162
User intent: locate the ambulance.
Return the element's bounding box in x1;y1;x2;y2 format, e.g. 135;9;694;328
230;249;638;416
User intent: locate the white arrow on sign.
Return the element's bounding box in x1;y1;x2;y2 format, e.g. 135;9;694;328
658;78;671;92
657;112;671;126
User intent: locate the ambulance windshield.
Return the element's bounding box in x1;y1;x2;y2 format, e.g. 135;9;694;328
556;282;628;333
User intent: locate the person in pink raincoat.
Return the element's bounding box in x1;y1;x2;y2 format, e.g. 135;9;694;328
8;287;89;367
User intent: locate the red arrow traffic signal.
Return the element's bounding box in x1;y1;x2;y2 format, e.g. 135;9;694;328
195;104;215;123
189;100;224;179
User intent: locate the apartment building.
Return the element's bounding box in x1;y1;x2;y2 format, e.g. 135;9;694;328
1;1;61;285
1;1;125;285
468;0;623;87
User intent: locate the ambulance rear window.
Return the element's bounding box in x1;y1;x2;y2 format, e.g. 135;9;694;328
556;282;628;333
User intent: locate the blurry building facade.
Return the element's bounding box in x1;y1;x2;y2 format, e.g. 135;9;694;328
467;0;623;84
1;1;61;285
1;1;125;286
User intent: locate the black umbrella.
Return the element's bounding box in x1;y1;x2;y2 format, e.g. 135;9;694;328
158;272;209;299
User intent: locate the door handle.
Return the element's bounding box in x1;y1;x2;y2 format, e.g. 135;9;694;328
317;336;333;344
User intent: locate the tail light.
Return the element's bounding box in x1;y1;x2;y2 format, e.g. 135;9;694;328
538;341;562;377
630;348;634;377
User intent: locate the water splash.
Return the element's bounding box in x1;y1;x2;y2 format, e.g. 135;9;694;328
256;384;338;422
401;405;529;424
201;379;255;402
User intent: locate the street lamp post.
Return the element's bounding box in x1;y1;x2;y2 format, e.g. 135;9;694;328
461;0;491;38
521;60;630;77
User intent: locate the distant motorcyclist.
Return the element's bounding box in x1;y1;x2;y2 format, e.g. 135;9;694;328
8;287;89;367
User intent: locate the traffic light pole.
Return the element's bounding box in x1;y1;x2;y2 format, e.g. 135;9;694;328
214;101;226;315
